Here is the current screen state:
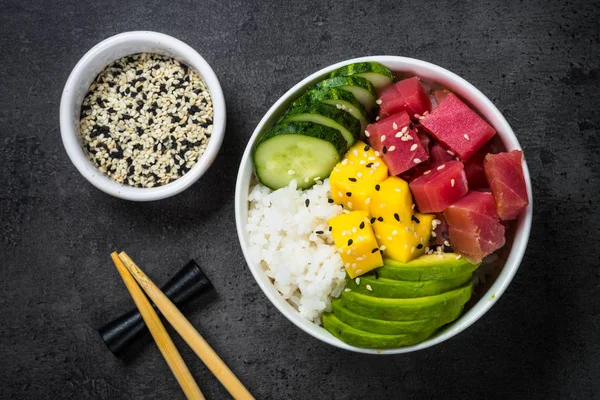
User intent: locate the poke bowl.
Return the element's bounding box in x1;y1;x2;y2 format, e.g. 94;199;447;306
235;56;532;354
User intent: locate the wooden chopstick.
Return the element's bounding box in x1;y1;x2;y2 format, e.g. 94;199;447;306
110;253;205;400
118;252;255;400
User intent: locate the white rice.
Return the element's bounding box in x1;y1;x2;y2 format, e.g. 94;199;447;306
247;179;346;323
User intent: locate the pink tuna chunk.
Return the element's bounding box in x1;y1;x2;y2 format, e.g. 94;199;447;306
484;150;529;220
409;160;469;213
443;191;506;263
378;77;432;119
420;93;496;161
366;111;429;176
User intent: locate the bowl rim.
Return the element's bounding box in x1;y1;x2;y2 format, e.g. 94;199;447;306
60;30;226;201
235;55;533;354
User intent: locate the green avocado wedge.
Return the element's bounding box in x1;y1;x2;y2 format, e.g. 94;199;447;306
346;272;472;298
322;312;436;349
332;299;464;335
340;282;472;321
377;253;480;281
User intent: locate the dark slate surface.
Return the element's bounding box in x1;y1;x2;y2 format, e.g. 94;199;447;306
1;0;599;398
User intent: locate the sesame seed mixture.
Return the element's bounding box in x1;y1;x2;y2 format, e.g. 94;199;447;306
79;53;213;188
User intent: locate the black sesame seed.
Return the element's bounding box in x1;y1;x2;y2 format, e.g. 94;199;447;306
394;213;400;222
377;217;383;222
371;248;379;253
328;198;334;203
153;64;161;70
417;244;423;249
380;250;384;256
444;246;454;253
329;226;332;231
364;145;371;151
370;217;376;224
411;215;421;224
375;184;380;191
305;199;310;207
348;177;357;182
348;239;353;246
148;118;154;125
121;114;132;120
171;115;182;123
315;230;324;234
382;146;387;154
442;232;449;239
133;143;143;150
136;127;144;135
359;222;365;229
409;122;415;130
365;163;373;168
136;69;143;75
189;105;200;114
159;83;167;93
95;97;105;108
346;192;352;197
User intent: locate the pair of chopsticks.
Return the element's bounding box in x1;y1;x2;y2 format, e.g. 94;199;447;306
111;252;254;400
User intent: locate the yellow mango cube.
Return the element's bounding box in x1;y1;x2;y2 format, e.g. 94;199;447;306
329;141;388;212
373;213;435;263
369;177;413;226
328;211;383;278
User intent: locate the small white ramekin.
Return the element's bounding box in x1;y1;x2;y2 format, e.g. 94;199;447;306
235;56;533;354
60;31;226;201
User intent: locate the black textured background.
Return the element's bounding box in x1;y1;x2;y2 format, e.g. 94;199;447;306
1;0;599;399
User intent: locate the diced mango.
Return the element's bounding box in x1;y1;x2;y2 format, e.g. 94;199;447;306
369;177;413;226
373;213;435;263
328;211;383;278
330;141;388;212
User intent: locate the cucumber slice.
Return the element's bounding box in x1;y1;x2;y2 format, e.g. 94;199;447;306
294;87;369;131
346;272;473;298
322;312;436;349
340;282;472;321
253;122;346;190
314;76;377;112
330;62;394;92
332;299;464;335
280;102;360;148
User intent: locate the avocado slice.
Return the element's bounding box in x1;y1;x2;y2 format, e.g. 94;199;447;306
347;272;472;298
378;253;480;281
332;299;464;335
322;312;437;349
340;282;472;321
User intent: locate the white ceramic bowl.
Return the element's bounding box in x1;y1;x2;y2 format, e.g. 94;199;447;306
60;31;226;201
235;56;533;354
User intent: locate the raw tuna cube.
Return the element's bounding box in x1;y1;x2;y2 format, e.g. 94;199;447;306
484;150;529;220
443;191;506;263
420;93;496;161
366;111;429;176
378;77;432;119
463;140;503;188
409;160;469;213
429;143;455;165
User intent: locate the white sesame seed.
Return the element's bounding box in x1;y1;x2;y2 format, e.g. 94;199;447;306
338;191;343;197
410;144;418;151
392;122;398;129
344;288;352;292
464;134;470;140
380;245;387;251
387;236;393;241
381;135;386;142
447;149;455;155
456;254;462;260
451;179;455;187
414;158;422;163
348;202;353;209
432;231;437;237
342;158;348;165
288;170;295;175
359;160;366;165
411;246;415;253
366;284;373;291
357;172;362;178
437;164;446;170
395;188;401;192
424;170;431;175
355;277;361;285
368;156;375;161
402;126;408;134
365;197;371;204
304;177;309;183
388;146;396;152
374;151;380;157
392;230;398;235
375;116;380;121
395;132;403;138
353;150;359;156
365;130;371;137
444;240;451;247
376;99;382;105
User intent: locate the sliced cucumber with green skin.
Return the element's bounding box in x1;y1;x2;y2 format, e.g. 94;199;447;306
332;299;464;335
378;253;480;281
322;312;436;349
253;122;346;190
293;87;369;131
313;76;377;112
330;62;394;92
280;102;360;148
346;272;472;298
340;282;472;321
